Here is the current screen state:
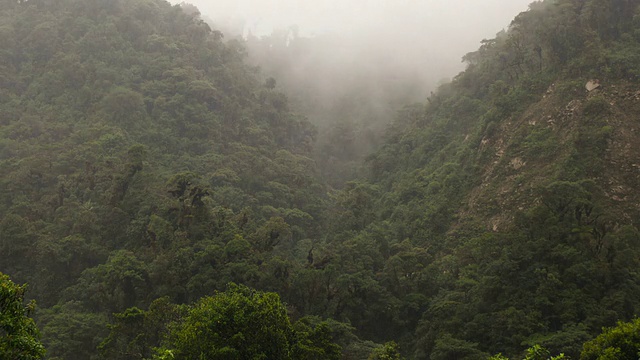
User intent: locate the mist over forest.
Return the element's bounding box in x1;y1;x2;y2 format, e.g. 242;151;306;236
2;0;640;359
192;0;534;109
182;0;534;185
191;0;533;88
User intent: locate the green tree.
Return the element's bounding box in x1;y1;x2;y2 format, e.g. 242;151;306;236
429;333;488;360
581;318;640;360
99;297;185;360
0;272;45;360
522;345;566;360
292;318;342;360
368;341;404;360
488;345;566;360
39;301;107;360
156;283;295;359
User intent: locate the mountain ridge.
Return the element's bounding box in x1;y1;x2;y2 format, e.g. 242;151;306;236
1;0;640;359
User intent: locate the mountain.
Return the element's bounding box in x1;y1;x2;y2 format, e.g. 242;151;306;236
0;0;335;358
1;0;640;359
336;0;640;357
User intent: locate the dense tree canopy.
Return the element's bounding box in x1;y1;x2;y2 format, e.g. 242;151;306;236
581;318;640;360
0;0;640;359
155;283;341;360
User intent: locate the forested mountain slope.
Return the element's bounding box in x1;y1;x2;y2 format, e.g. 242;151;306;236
332;0;640;358
2;0;640;359
0;0;340;358
243;30;433;188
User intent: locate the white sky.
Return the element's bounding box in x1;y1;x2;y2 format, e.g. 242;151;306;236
179;0;534;40
173;0;536;94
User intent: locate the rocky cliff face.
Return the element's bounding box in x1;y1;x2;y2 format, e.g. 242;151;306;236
465;80;640;232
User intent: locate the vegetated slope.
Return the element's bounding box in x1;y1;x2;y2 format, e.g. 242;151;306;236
0;0;349;358
319;0;640;358
466;79;640;231
244;30;432;188
3;0;640;359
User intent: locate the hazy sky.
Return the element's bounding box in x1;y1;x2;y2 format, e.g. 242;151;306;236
177;0;534;77
179;1;533;41
173;0;535;99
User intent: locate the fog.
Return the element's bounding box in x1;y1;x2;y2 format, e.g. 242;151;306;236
173;0;535;184
179;0;534;106
181;0;533;77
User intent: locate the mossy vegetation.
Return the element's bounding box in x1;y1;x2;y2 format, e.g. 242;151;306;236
1;0;640;359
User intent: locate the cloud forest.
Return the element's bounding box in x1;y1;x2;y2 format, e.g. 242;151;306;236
1;0;640;359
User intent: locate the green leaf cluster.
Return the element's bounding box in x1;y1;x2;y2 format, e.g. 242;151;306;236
0;272;45;360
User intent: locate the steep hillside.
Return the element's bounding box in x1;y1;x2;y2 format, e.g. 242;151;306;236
0;0;341;358
467;80;640;230
328;0;640;358
244;30;429;188
2;0;640;359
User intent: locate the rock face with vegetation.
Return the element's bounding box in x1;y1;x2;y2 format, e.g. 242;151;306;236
1;0;640;359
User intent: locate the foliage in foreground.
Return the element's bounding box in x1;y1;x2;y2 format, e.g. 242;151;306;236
0;272;45;360
489;345;566;360
580;318;640;360
103;283;342;360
